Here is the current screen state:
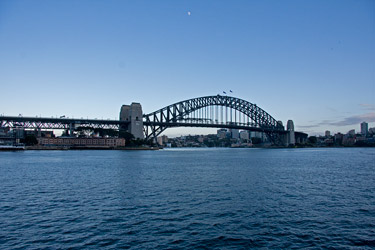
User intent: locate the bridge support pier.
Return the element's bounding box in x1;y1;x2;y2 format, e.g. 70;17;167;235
120;103;144;139
69;123;75;136
286;120;295;146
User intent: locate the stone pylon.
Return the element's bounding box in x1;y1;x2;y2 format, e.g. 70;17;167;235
119;102;144;139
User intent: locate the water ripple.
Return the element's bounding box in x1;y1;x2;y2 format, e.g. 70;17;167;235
0;148;374;249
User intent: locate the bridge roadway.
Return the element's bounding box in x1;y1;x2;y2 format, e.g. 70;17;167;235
144;121;287;134
0;116;287;134
0;116;129;130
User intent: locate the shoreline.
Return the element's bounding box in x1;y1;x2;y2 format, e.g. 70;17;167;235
1;144;374;151
23;146;161;151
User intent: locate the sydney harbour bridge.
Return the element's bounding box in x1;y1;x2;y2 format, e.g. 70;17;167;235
1;95;295;145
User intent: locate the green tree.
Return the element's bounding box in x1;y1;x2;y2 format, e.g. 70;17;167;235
119;131;135;146
308;136;317;144
251;137;262;144
21;135;38;146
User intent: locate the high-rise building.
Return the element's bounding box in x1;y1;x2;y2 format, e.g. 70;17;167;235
217;129;227;139
230;129;239;139
239;131;249;140
157;135;168;146
347;129;355;136
361;122;368;136
250;131;261;138
334;133;343;145
325;130;330;137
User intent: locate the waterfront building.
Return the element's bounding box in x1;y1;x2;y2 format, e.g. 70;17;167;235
325;130;330;137
342;134;356;146
0;129;15;146
38;137;125;148
249;131;267;143
250;131;260;138
14;128;25;139
0;127;10;136
323;138;334;146
239;130;249;140
356;135;366;142
230;129;239;139
361;122;368;136
334;133;343;145
25;129;55;138
157;135;169;146
217;129;227;139
295;132;308;144
157;137;163;146
197;136;204;143
347;129;355;136
42;131;54;138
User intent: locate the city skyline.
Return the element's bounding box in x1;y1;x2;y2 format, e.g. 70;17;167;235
0;0;374;136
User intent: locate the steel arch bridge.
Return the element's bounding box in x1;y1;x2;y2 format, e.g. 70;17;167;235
1;95;287;144
143;95;285;143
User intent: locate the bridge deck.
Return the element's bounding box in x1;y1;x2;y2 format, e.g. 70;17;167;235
1;116;285;133
143;121;286;133
0;116;129;125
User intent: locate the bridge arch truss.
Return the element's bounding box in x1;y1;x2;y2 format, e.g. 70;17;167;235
143;95;285;142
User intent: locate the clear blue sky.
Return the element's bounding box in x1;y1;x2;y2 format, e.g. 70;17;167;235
0;0;374;136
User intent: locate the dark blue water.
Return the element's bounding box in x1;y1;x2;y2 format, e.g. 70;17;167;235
0;148;374;249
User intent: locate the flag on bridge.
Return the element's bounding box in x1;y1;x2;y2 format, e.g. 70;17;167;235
230;90;233;93
223;91;227;94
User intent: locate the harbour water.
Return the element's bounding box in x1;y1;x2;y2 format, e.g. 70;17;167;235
0;148;374;249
